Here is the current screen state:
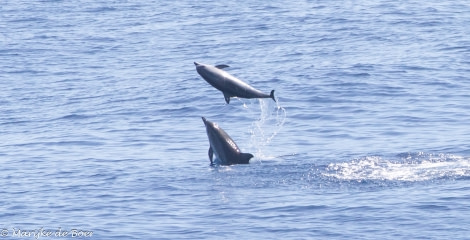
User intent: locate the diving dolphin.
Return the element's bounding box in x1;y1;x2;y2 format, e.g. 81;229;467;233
194;62;276;104
202;117;253;166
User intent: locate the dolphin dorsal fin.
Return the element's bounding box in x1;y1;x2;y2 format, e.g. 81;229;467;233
215;64;230;69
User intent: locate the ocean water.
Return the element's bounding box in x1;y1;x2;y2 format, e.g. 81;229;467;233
1;0;470;239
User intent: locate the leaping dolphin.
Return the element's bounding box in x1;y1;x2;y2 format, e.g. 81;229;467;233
194;62;276;104
202;117;253;166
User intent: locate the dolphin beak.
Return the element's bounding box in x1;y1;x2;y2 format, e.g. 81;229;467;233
194;62;200;66
201;117;207;125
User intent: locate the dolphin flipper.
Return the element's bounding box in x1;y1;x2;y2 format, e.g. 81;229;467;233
215;64;230;69
223;93;231;104
208;147;214;165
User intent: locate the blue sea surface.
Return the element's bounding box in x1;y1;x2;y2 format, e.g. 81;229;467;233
1;0;470;239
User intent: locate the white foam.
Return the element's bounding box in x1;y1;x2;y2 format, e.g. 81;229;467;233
324;154;470;182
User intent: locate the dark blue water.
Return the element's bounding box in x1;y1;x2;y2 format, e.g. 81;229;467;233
1;1;470;239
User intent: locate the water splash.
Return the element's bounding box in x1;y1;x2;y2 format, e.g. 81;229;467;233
324;153;470;182
249;98;287;160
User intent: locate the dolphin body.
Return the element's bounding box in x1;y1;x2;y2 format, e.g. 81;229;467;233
202;117;253;166
194;62;276;104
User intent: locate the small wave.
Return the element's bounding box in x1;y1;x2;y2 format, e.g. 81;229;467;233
57;114;92;120
83;6;117;13
44;140;105;146
324;153;470;182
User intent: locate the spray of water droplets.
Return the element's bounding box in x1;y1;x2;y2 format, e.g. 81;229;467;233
248;98;287;160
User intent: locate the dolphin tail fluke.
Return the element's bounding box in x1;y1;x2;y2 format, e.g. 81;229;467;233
239;153;254;164
270;90;276;102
